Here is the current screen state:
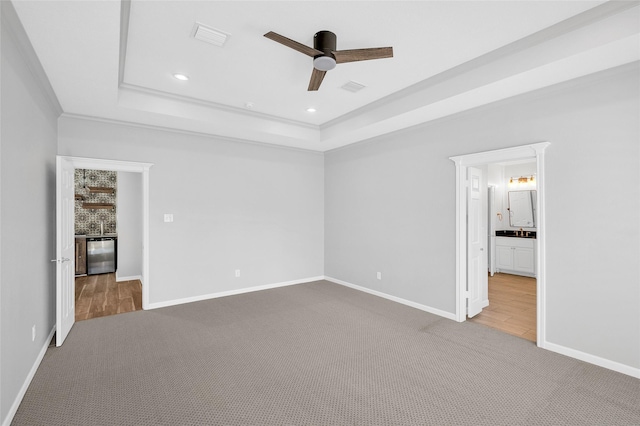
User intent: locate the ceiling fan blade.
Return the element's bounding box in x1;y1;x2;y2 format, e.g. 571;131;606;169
264;31;324;57
308;68;326;91
333;47;393;64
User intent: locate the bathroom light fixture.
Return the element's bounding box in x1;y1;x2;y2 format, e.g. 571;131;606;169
306;107;317;113
509;175;536;186
173;73;190;81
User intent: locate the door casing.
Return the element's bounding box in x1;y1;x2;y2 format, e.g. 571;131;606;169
450;142;549;347
58;156;153;315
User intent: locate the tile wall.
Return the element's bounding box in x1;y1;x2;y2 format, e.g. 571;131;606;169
74;169;117;235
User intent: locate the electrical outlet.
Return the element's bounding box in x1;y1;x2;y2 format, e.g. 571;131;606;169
32;325;36;342
235;269;240;278
377;272;382;280
163;214;174;223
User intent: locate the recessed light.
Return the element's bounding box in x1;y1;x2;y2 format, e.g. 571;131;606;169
173;73;190;81
306;107;317;113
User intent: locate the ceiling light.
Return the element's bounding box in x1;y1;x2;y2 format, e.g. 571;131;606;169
313;56;336;71
173;73;190;81
306;107;317;113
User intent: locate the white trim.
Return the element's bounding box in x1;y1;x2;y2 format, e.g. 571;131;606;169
60;156;153;310
119;83;318;130
146;276;325;310
544;341;640;379
449;142;550;345
324;276;457;321
115;274;142;283
532;144;549;347
61;113;323;155
2;325;56;426
141;168;150;309
64;156;153;173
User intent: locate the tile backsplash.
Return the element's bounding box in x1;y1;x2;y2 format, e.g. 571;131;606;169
75;169;117;235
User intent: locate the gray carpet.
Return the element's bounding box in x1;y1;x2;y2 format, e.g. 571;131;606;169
13;280;640;425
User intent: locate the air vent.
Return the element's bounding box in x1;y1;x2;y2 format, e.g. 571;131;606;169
191;22;230;47
341;81;366;93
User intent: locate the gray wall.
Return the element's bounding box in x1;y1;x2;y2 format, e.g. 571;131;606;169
325;63;639;369
1;2;60;422
58;119;325;305
116;172;143;280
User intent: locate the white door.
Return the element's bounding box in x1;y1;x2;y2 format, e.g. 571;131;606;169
56;156;75;346
467;167;486;317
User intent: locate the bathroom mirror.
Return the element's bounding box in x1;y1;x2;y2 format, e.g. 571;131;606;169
508;190;536;227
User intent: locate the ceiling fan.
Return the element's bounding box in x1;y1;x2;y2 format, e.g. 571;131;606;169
264;30;393;91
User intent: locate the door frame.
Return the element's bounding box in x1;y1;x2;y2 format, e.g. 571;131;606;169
450;142;549;347
60;156;153;309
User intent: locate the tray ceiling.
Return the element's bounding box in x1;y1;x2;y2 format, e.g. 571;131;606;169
11;1;640;151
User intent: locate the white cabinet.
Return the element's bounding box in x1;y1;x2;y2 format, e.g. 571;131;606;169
495;237;535;277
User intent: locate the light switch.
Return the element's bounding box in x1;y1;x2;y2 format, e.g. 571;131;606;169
164;214;174;223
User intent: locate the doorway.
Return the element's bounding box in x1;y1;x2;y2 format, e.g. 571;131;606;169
73;168;144;321
449;142;549;347
470;160;538;341
55;156;152;346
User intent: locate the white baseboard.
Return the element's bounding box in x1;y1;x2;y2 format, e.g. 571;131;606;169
116;274;142;282
542;341;640;379
3;325;56;426
146;276;325;310
324;276;457;321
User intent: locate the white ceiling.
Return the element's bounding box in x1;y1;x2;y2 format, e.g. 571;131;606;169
11;1;640;151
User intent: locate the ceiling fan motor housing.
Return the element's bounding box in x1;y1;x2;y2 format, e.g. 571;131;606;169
313;31;337;71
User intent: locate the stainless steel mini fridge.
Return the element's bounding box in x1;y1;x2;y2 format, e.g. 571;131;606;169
87;237;116;275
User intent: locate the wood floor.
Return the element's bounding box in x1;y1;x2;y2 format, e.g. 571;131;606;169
75;273;142;321
469;273;537;342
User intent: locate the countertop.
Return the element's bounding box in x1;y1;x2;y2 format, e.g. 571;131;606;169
75;234;118;238
495;230;536;239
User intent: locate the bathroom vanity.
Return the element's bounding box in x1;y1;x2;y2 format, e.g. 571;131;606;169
495;235;536;277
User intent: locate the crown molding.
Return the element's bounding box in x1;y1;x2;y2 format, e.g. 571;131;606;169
59;112;324;154
118;82;319;131
118;0;131;86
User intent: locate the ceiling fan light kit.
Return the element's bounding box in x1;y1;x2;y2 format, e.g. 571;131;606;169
264;30;393;91
313;56;336;71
